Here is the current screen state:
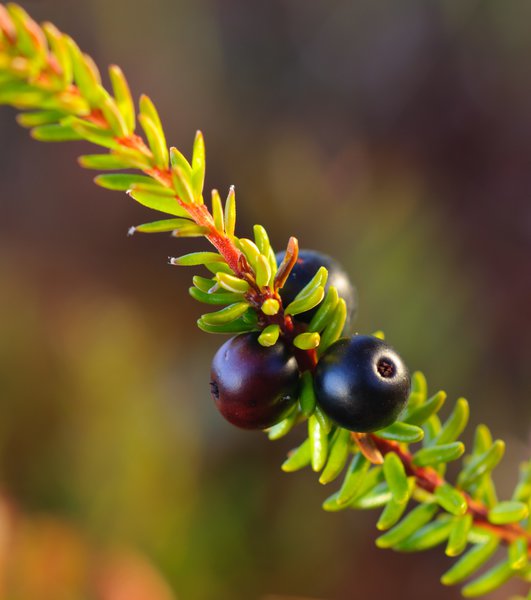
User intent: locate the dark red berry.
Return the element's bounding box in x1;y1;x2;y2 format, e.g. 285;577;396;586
276;249;357;328
210;333;299;429
314;335;410;432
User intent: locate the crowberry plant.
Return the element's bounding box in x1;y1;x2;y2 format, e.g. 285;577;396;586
0;4;529;597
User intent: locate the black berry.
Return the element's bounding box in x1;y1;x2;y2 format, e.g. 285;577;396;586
276;249;357;328
314;335;410;432
210;332;299;429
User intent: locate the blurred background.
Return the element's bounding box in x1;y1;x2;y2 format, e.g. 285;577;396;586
1;1;530;598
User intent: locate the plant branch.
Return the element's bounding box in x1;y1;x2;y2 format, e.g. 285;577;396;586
371;435;531;554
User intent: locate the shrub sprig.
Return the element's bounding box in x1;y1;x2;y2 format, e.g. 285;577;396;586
1;4;529;597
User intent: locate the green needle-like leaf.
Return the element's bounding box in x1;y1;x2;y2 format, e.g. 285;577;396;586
224;186;236;239
336;452;370;505
461;560;514;597
171;223;210;238
139;113;168;168
253;224;276;282
412;442;465;468
319;428;351;485
252;224;270;255
111;146;152;170
376;503;439;549
170;251;224;267
109;64;134;133
196;315;255;334
434;483;467;516
508;537;529;570
290;266;328;303
131;217;192;234
215;272;250;294
99;92;128;137
422;414;442;446
394;517;454;552
188;287;243;306
130;183;177;197
348;466;385;504
169;146;192;177
192;276;215;292
351;481;392;510
255;254;272;289
30;123;82;141
67;116;118;148
127;189;190;217
299;371;317;417
431;397;469;446
139;94;163;134
458;440;506;489
78;153;132;170
472;473;499;508
314;405;332;434
308;413;328;472
205;262;234;276
402;391;447;426
293;332;320;350
191;130;205;201
43;23;73;87
308;286;339;333
258;324;280;347
473;424;493;454
441;535;500;585
8;4;45;58
211;189;224;231
383;452;410;505
261;298;279;315
407;371;428;409
238;238;261;270
94;173;156;191
377;498;408;531
322;491;348;512
377;421;424;443
473;425;492;454
200;302;250;326
65;36;102;106
488;501;529;525
282;438;311;472
267;407;299;440
171;164;196;205
285;286;325;316
318;298;347;355
17;110;66;128
445;513;473;557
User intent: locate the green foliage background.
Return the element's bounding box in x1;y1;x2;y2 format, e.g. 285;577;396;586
0;1;530;598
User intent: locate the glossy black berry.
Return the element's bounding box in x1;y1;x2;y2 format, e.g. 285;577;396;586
314;335;410;432
276;249;357;328
210;332;299;429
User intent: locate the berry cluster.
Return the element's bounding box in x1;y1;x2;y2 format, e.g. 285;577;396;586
210;250;411;433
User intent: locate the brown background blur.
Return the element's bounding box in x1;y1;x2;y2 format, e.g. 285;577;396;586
0;1;530;599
